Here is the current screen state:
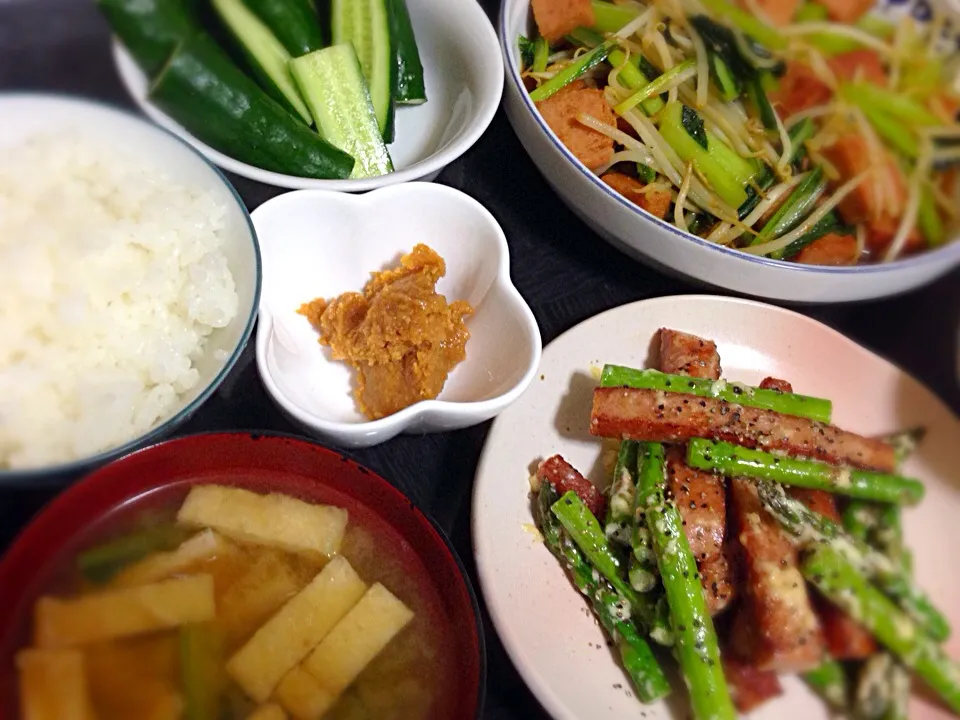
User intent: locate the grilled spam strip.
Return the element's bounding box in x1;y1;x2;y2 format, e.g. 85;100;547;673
659;328;722;380
723;656;784;713
729;477;826;673
789;487;878;660
589;387;896;473
537;455;606;519
659;328;735;616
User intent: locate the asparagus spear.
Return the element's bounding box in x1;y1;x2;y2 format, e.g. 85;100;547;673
804;659;850;711
644;443;735;720
552;490;640;608
881;427;927;468
630;442;663;587
686;439;925;505
802;544;960;715
599;365;832;422
855;653;895;719
538;484;671;703
755;480;949;642
606;440;639;547
529;40;616;102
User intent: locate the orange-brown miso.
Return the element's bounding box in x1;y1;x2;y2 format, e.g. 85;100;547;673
298;244;472;420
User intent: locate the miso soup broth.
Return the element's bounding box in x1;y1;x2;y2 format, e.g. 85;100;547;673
9;481;464;720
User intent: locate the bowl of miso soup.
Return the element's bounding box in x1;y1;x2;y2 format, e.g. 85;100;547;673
0;432;484;720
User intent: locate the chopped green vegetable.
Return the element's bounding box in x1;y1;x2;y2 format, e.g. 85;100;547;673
697;0;787;50
795;1;828;22
778;213;847;261
614;60;697;116
842;82;941;128
919;184;945;247
532;35;549;74
752;167;827;247
77;526;188;584
180;623;224;720
681;105;708;150
529;40;616;103
589;0;637;34
518;35;535;68
637;163;657;183
804;660;850;711
659;102;758;208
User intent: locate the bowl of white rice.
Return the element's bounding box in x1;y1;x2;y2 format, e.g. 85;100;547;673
0;93;261;482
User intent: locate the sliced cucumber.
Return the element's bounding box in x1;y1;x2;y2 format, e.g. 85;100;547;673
150;34;354;178
242;0;324;56
388;0;425;104
97;0;197;76
331;0;393;137
212;0;312;124
291;44;393;178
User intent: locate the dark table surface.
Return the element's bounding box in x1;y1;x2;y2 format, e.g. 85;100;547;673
2;0;959;716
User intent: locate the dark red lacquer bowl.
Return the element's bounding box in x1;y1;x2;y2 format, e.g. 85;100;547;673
0;432;484;719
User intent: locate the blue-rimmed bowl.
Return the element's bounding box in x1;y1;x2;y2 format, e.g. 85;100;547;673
499;0;960;303
0;93;261;485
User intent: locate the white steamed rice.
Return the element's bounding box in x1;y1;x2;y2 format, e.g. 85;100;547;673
0;134;240;470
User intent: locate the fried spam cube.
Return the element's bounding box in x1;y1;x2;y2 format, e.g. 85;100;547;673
219;550;303;645
177;486;348;561
35;574;215;647
299;583;414;714
112;529;240;588
226;555;366;702
17;648;94;720
246;703;288;720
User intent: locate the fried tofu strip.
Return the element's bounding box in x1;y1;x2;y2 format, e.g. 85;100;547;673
729;478;825;672
589;387;896;472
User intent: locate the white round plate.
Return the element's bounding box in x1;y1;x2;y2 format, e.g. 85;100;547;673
472;294;960;720
112;0;502;191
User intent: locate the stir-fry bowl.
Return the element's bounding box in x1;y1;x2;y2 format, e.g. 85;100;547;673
0;432;485;719
499;0;960;303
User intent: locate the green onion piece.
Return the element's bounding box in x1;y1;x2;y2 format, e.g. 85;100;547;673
751;167;826;246
529;40;616;103
614;59;696;115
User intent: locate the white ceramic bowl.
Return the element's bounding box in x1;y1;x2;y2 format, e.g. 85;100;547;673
253;183;542;447
112;0;503;191
0;93;261;485
499;0;960;303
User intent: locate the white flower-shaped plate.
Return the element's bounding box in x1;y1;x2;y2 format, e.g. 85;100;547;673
473;294;960;720
253;183;541;447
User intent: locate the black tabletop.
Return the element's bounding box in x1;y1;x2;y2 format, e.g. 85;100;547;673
1;0;958;716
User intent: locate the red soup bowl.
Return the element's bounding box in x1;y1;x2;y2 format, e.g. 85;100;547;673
0;432;484;719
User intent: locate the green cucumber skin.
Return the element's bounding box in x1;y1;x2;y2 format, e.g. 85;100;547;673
388;0;426;104
150;34;354;179
290;44;393;178
331;0;393;135
97;0;197;76
242;0;324;56
211;0;312;124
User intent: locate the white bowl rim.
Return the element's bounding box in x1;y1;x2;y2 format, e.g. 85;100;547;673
254;182;543;438
498;1;960;276
111;0;505;192
0;91;263;484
